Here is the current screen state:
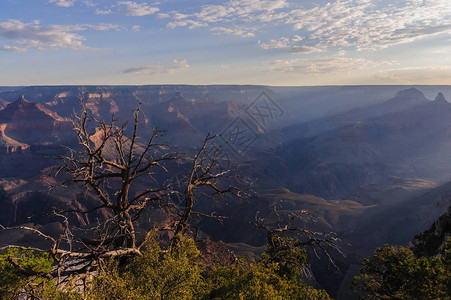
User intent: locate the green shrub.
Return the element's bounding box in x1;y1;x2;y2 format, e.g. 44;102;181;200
352;243;450;299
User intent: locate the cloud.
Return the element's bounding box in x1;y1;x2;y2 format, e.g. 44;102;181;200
48;0;76;7
259;36;322;53
173;13;189;20
0;45;27;53
168;0;450;49
194;5;236;23
210;27;255;38
167;20;207;29
264;56;388;74
96;9;113;15
0;20;87;51
283;0;451;50
86;24;121;31
166;0;288;36
83;0;95;7
123;59;190;74
157;13;170;19
95;1;160;17
0;19;118;51
116;1;159;16
195;0;288;23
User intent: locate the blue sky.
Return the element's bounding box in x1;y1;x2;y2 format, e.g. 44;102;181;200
0;0;450;85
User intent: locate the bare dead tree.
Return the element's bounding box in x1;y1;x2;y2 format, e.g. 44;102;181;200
170;133;250;249
59;99;180;251
0;98;247;288
253;205;342;271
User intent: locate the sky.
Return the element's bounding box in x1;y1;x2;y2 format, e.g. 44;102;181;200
0;0;450;86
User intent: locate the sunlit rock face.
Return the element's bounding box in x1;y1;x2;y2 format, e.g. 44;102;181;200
0;95;72;147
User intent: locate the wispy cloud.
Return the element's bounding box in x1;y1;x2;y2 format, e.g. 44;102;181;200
157;13;170;19
264;56;390;74
87;24;120;31
259;36;321;53
165;0;287;36
97;1;159;16
0;19;118;52
0;45;27;53
167;20;206;29
211;27;255;38
123;59;190;74
166;0;451;50
283;0;451;50
0;20;87;51
83;0;95;7
194;0;288;23
96;9;113;15
117;1;159;16
48;0;76;7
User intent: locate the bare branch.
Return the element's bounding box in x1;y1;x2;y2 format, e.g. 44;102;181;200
1;226;56;244
252;206;342;271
